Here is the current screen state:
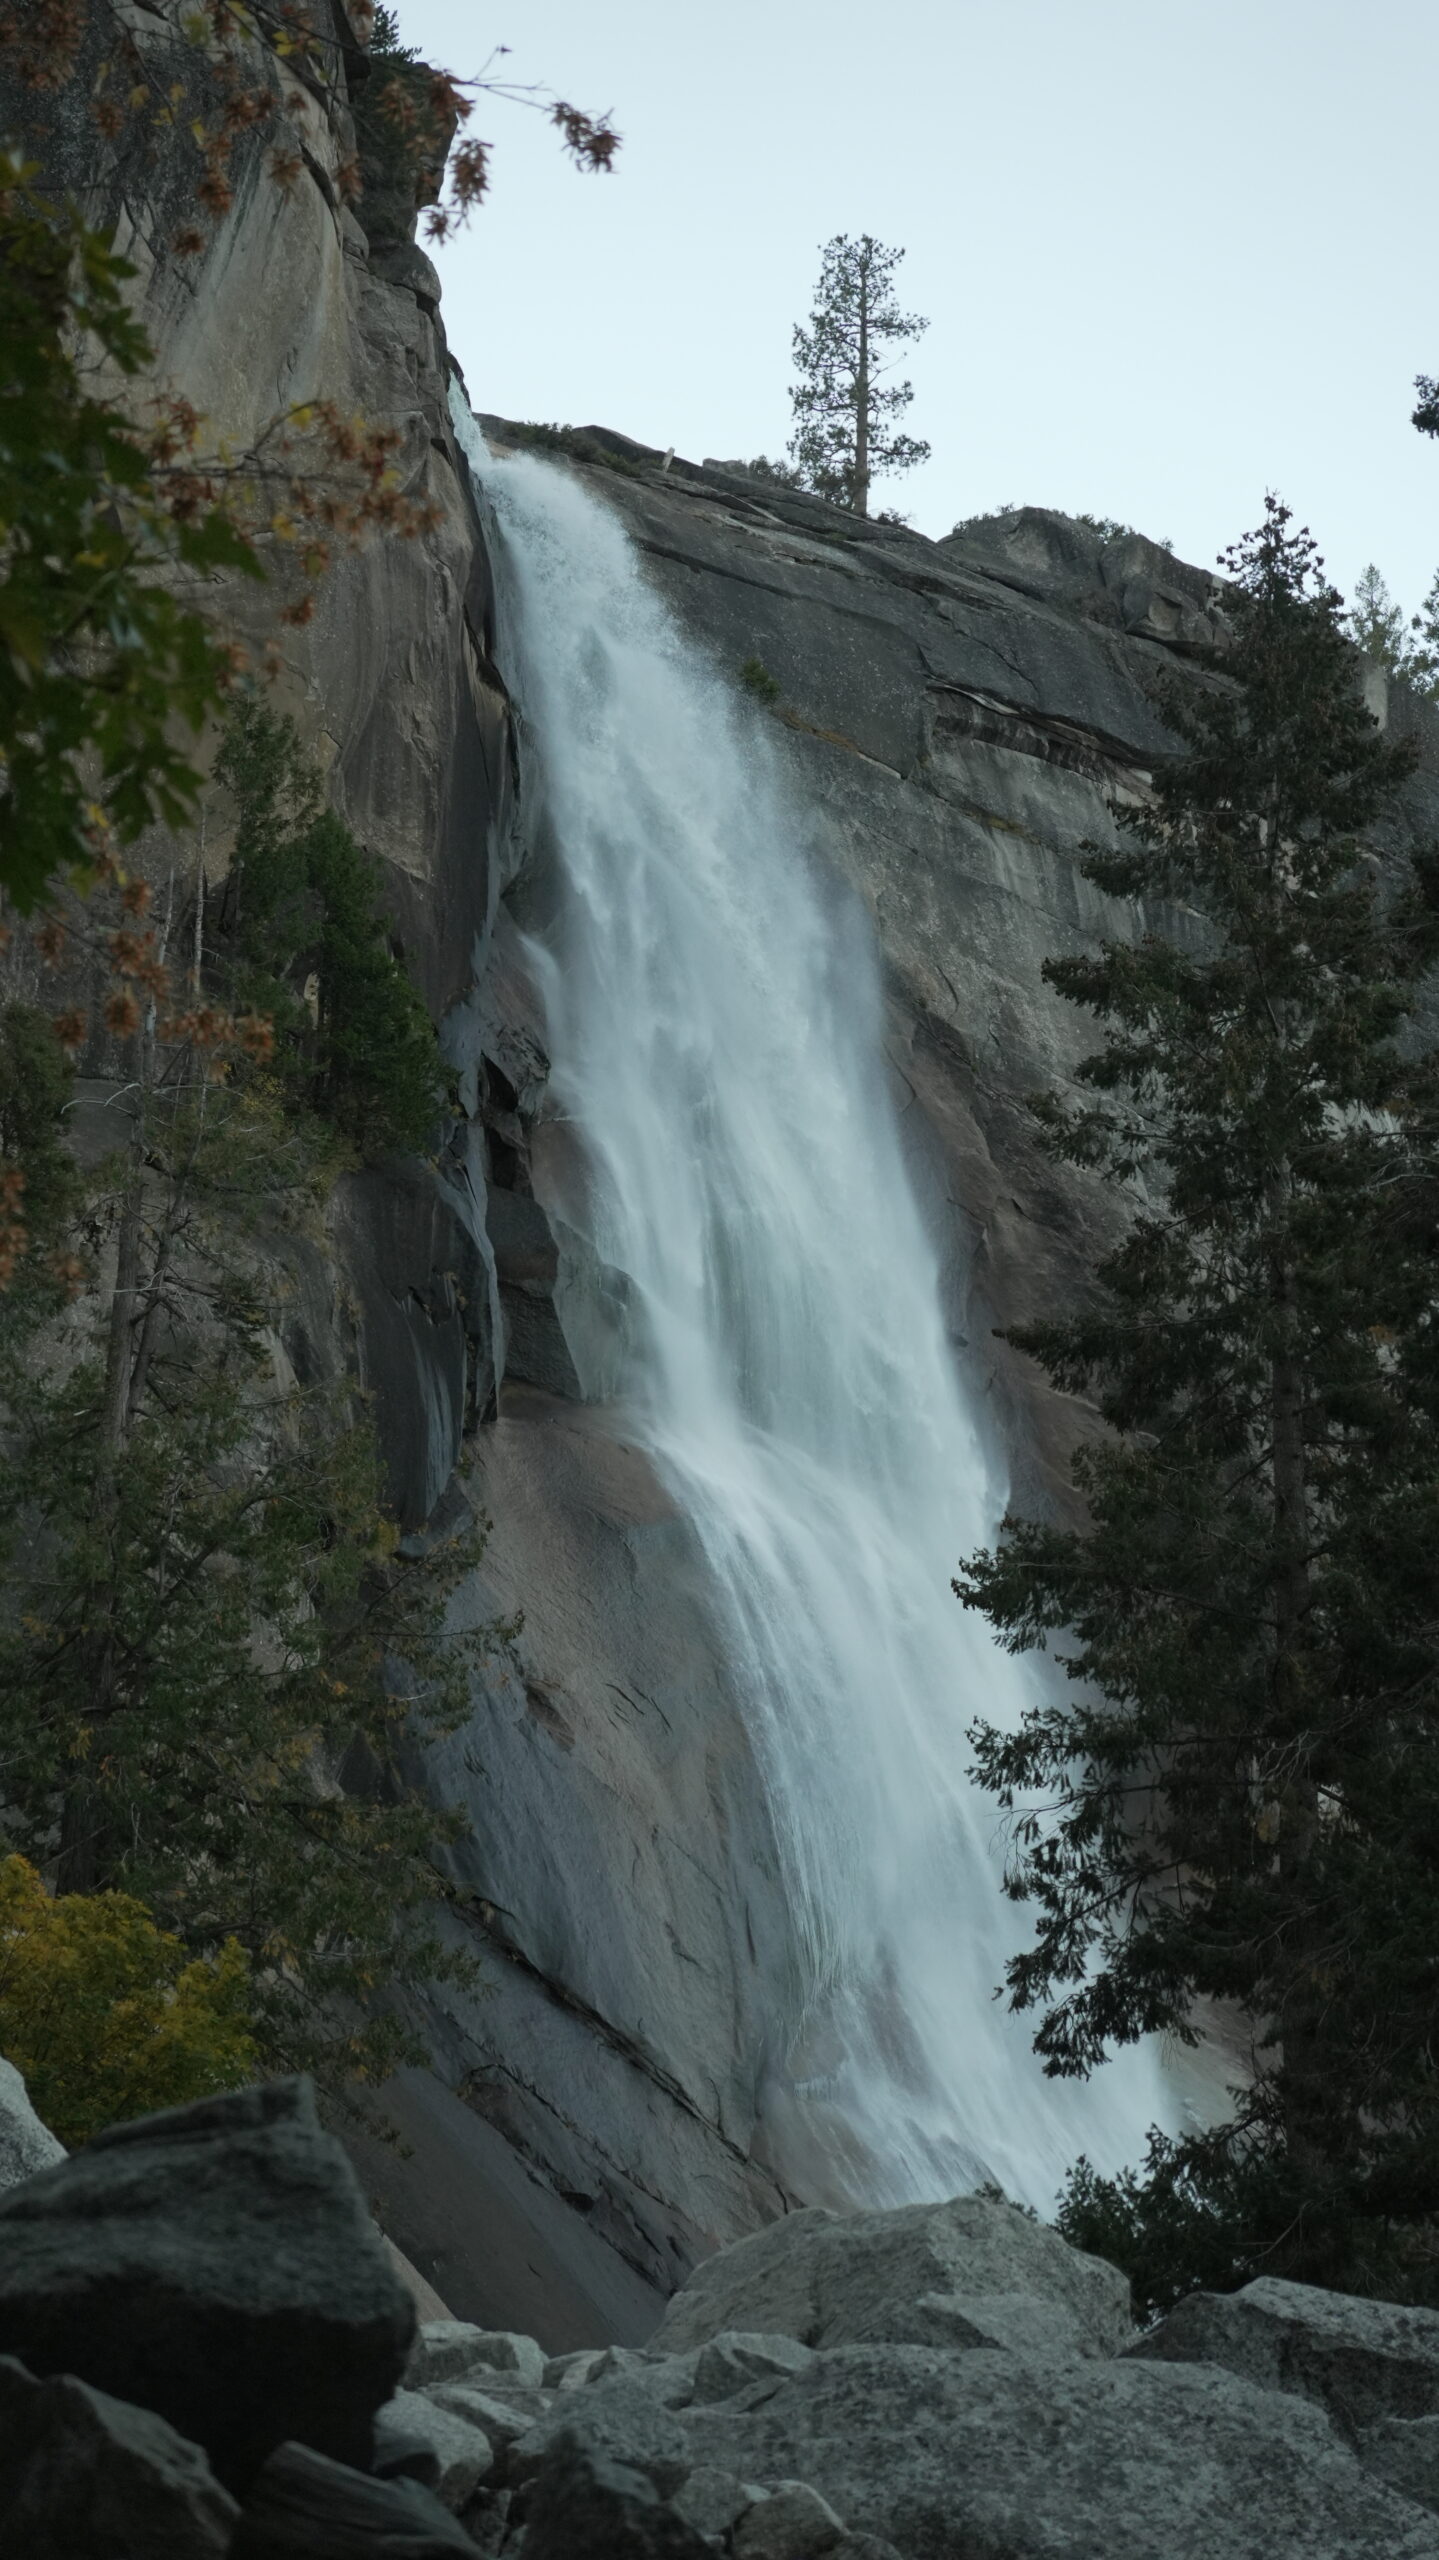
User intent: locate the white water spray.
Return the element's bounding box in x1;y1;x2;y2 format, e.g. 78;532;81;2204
458;409;1175;2212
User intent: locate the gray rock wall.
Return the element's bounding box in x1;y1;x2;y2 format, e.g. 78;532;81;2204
414;430;1439;2318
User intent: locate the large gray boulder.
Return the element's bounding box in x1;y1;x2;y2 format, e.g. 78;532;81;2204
731;2478;848;2557
230;2440;476;2556
405;2320;546;2390
427;2375;551;2456
372;2387;492;2508
0;2077;414;2488
681;2342;1439;2559
649;2194;1133;2359
508;2377;693;2496
1128;2275;1439;2433
690;2332;814;2404
0;2352;237;2559
1358;2417;1439;2517
520;2440;710;2559
0;2057;64;2192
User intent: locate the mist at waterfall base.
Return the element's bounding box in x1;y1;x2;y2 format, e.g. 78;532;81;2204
456;408;1179;2216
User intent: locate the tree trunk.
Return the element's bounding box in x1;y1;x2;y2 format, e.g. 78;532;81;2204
54;1147;144;1895
854;266;870;518
1266;1166;1324;2165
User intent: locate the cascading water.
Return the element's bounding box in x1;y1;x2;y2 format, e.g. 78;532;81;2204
456;404;1176;2213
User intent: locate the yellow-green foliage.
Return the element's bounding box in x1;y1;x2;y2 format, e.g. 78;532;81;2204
0;1856;257;2148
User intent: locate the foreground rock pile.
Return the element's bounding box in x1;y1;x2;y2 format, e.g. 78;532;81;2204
1;2070;1437;2555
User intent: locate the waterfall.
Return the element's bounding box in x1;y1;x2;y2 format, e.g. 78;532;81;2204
455;406;1176;2214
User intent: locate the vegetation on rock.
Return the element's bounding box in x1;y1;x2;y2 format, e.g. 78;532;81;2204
735;455;806;489
215;702;442;1159
958;497;1439;2313
739;657;783;706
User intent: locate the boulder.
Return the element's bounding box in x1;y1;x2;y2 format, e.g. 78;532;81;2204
573;2343;700;2405
509;2376;693;2497
1127;2276;1439;2433
671;2465;766;2538
520;2440;711;2560
372;2388;492;2507
691;2333;815;2405
427;2377;551;2467
546;2347;609;2391
0;2077;414;2487
681;2342;1439;2559
0;2057;64;2193
370;2407;444;2494
649;2194;1133;2360
230;2440;476;2556
406;2320;546;2391
732;2479;847;2559
0;2352;237;2559
1357;2417;1439;2517
467;2485;514;2557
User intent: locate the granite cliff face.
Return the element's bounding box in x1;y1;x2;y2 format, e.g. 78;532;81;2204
13;9;1439;2348
414;423;1439;2331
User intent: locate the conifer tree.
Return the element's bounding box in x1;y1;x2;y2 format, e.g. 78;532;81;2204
1347;562;1409;675
957;497;1439;2311
787;235;930;516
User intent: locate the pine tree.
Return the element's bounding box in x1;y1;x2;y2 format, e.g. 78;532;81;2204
1346;562;1410;674
787;235;930;516
957;496;1439;2312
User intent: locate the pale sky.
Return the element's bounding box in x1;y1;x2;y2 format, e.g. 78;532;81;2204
395;0;1437;623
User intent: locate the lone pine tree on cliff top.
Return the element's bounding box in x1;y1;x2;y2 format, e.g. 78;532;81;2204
787;235;930;517
957;496;1439;2312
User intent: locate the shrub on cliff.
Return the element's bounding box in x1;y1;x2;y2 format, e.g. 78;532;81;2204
215;701;443;1159
0;1856;255;2149
958;496;1439;2310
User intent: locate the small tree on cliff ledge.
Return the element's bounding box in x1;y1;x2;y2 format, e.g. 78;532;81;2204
787;235;930;516
956;497;1439;2312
